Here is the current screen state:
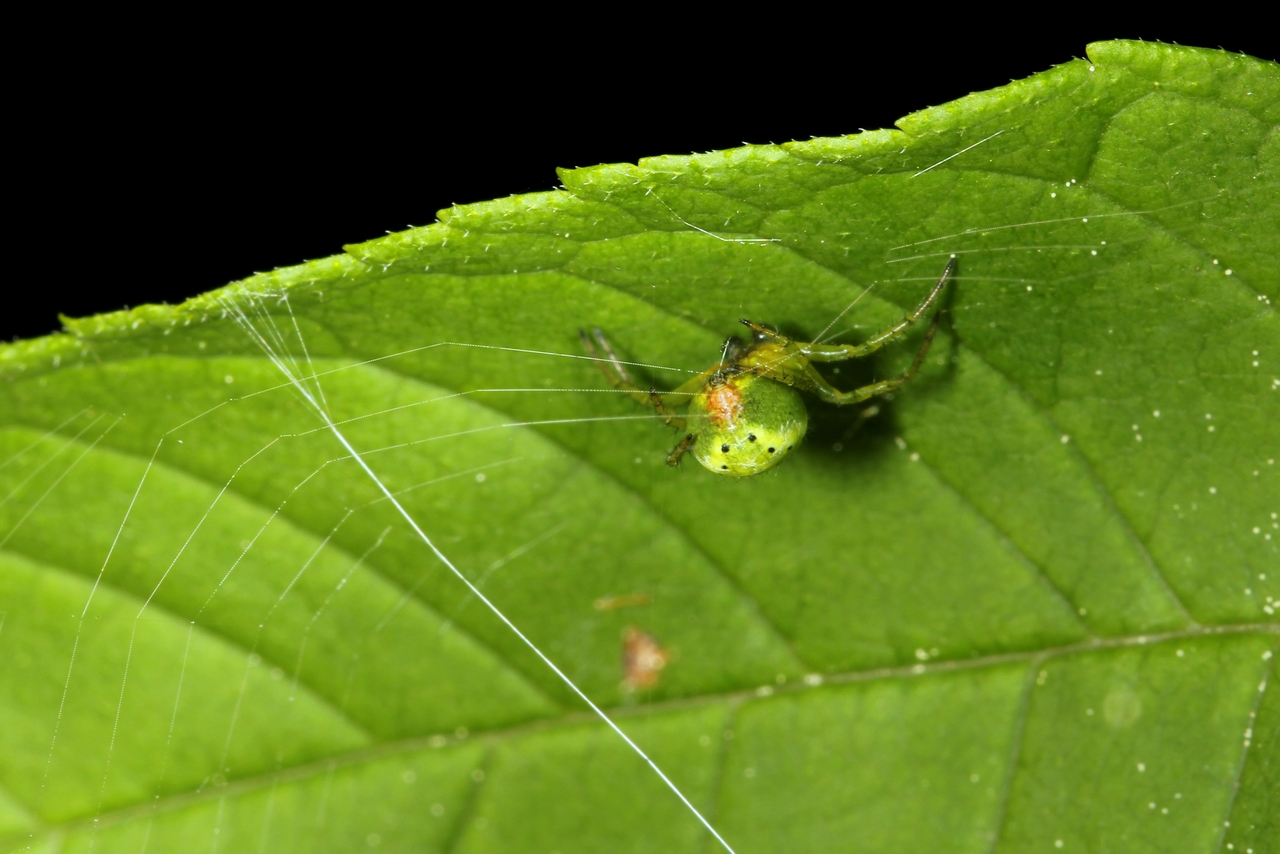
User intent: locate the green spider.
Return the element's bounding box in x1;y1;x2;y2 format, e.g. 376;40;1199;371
581;256;955;476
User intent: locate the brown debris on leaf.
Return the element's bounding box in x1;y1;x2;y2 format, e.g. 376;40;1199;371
622;626;671;690
593;592;653;611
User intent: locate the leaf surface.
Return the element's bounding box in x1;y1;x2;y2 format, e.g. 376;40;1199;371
1;40;1277;853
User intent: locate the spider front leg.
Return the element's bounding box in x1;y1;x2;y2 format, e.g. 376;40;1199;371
741;256;954;406
801;308;945;405
794;255;956;362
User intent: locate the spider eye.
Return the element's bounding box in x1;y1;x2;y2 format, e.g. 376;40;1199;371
767;447;776;454
747;434;757;442
720;443;730;453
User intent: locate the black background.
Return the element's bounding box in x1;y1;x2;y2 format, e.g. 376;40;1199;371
9;22;1275;342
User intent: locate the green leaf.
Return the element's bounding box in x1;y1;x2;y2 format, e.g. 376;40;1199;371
2;40;1277;853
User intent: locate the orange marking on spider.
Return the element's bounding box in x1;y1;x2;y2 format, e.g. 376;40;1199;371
703;381;744;427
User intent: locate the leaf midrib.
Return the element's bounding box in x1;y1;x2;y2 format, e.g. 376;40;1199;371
9;622;1275;845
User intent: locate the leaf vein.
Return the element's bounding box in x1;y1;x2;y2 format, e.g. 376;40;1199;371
985;658;1042;854
0;543;377;747
0;421;560;722
1213;649;1276;854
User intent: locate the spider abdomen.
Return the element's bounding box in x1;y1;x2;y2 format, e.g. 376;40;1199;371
688;374;808;476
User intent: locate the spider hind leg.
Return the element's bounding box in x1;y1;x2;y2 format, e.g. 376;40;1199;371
579;327;689;429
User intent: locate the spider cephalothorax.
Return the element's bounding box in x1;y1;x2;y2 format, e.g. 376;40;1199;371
582;257;954;476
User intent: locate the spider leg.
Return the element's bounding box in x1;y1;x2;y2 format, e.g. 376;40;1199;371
586;327;636;385
655;366;727;432
796;307;945;405
738;319;787;343
579;328;695;430
798;255;955;362
665;433;697;467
